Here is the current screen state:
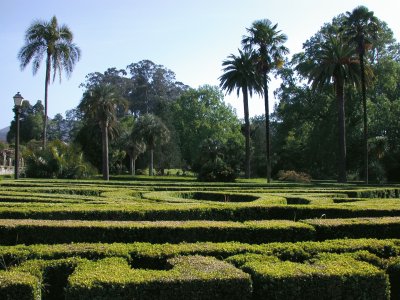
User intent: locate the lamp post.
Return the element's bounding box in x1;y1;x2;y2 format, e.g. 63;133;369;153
13;92;24;179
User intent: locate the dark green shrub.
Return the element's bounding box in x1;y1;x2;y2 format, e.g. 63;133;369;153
194;138;242;182
197;158;236;182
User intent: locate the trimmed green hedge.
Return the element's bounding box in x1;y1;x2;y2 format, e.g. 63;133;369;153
15;258;84;300
227;252;389;300
387;257;400;300
0;219;315;245
1;240;400;299
65;256;251;300
304;217;400;240
345;188;400;198
1;239;399;270
0;270;41;300
3;202;400;222
5;216;400;245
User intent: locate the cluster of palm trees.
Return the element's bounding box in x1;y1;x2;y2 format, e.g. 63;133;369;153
18;7;379;182
220;19;288;182
78;85;170;180
220;6;378;183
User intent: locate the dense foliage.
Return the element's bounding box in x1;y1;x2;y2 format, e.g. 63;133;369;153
10;7;400;183
24;140;95;179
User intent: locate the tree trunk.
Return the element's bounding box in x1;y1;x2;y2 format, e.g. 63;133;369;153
43;53;51;148
101;124;109;180
336;78;347;183
130;155;134;176
263;72;271;183
243;86;251;179
360;52;369;184
149;149;154;176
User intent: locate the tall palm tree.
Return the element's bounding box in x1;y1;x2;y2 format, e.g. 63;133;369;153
78;84;127;180
242;19;289;183
134;114;170;176
343;6;379;184
18;16;81;147
297;34;361;183
219;49;261;178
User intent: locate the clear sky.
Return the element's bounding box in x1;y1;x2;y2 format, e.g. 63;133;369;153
1;0;399;130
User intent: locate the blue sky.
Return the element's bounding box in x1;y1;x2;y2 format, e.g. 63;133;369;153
1;0;399;129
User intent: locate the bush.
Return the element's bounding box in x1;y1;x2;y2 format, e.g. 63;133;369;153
197;158;237;182
24;140;96;179
277;170;312;183
194;138;242;182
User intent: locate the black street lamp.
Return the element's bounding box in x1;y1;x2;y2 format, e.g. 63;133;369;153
13;92;24;179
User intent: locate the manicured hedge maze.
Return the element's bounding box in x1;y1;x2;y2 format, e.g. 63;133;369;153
1;178;400;299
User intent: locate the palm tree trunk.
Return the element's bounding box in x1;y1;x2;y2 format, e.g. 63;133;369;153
130;155;134;175
336;79;347;183
263;72;271;183
242;86;251;179
360;53;369;184
149;149;154;176
133;158;136;176
43;53;51;148
101;124;109;180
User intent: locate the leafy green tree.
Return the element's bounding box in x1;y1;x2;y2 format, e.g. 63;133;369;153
242;19;289;182
196;138;241;182
78;83;127;180
7;100;44;144
116;116;146;175
47;113;67;141
219;49;261;178
134;114;170;176
18;16;81;147
80;68;132;118
343;6;380;183
173;85;244;172
297;32;361;182
127;60;187;116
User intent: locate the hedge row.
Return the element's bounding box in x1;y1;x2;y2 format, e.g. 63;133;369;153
304;217;400;240
0;219;314;245
0;270;40;300
2;202;400;221
1;251;394;300
3;216;400;245
66;256;251;300
387;257;400;299
3;256;251;300
227;252;389;300
1;239;400;270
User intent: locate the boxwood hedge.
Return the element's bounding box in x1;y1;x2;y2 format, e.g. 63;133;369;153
226;252;389;300
0;219;315;245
